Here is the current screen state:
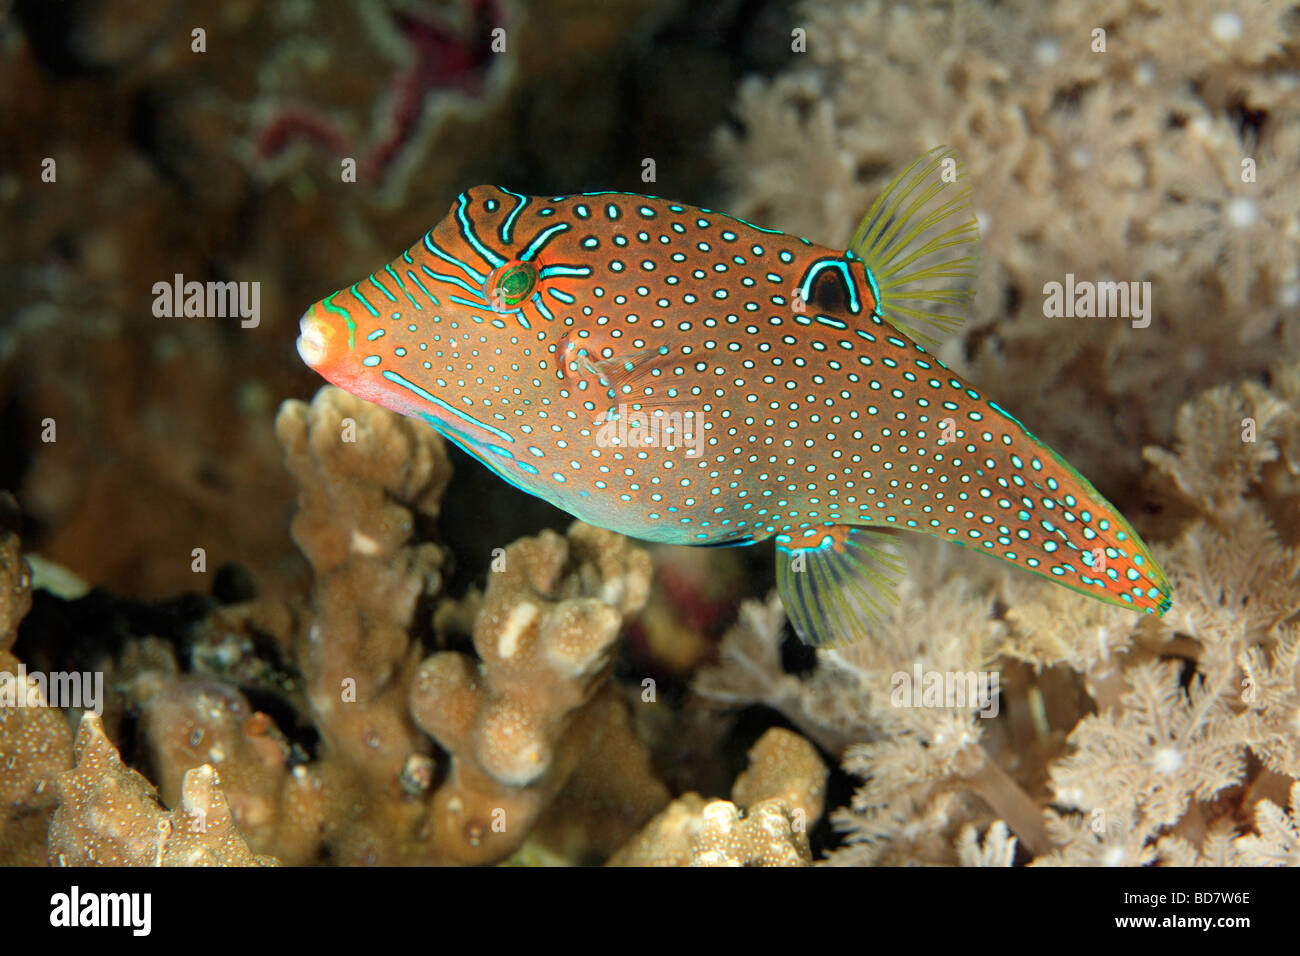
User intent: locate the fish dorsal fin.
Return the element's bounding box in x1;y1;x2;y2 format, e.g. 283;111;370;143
775;524;907;647
849;145;979;348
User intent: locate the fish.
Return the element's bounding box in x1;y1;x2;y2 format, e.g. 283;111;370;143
296;147;1172;647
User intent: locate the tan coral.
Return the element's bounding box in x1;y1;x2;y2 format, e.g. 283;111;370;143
277;386;448;790
608;794;813;867
48;713;276;866
530;691;671;862
0;504;72;865
0;649;74;865
410;522;655;864
0;493;31;653
608;728;826;867
131;673;298;858
731;727;828;825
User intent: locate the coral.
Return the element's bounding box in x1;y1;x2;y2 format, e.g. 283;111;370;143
609;795;811;867
409;521;658;863
1046;659;1249;833
955;821;1017;867
691;0;1300;867
695;593;877;757
277;385;448;794
0;0;688;602
529;691;672;862
0;651;74;866
1026;365;1300;866
47;713;277;866
731;727;827;824
0;385;672;867
251;384;453;864
0;493;31;652
50;387;667;867
8;0;1298;871
1231;783;1300;866
0;499;73;865
608;728;827;866
130;672;302;859
715;0;1300;497
693;361;1300;866
1143;377;1299;524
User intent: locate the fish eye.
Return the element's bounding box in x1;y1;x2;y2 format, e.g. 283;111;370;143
486;261;537;311
805;266;850;314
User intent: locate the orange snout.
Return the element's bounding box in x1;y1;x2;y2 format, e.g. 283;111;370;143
296;301;348;373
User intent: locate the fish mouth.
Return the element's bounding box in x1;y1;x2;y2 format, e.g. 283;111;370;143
297;309;330;369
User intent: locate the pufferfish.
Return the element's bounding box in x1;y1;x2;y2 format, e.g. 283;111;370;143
296;147;1171;647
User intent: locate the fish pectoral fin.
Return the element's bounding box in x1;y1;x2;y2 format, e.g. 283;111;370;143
587;345;679;397
558;331;691;413
775;525;906;648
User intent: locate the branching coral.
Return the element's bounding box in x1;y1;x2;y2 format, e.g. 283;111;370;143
130;672;303;858
278;385;449;791
268;385;450;863
47;713;277;866
0;496;72;865
409;521;662;863
56;386;666;866
607;728;827;866
0;650;73;866
10;386;670;867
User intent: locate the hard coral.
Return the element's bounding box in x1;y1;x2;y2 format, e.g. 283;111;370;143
0;493;31;652
608;728;827;866
277;385;448;801
731;727;828;825
0;649;73;865
47;713;276;866
0;501;72;865
131;673;298;858
409;521;657;863
65;388;667;867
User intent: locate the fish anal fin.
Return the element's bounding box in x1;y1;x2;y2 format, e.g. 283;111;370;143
775;524;906;648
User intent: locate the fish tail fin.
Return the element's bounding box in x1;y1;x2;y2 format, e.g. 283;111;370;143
775;525;907;647
850;145;979;347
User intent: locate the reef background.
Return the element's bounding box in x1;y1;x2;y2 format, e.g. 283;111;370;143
2;0;1299;866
